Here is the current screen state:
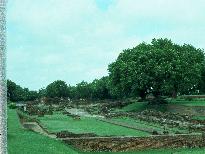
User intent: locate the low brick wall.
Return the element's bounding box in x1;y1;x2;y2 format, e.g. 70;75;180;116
63;134;204;152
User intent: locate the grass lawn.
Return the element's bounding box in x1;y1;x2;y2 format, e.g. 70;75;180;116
170;99;205;106
118;101;170;112
192;116;205;120
8;109;205;154
8;109;78;154
38;113;149;136
117;99;205;114
111;117;188;134
117;102;148;112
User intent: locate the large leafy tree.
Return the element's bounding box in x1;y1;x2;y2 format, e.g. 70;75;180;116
108;38;205;100
199;69;205;94
46;80;69;98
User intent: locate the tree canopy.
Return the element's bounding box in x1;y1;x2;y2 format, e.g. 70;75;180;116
108;38;205;99
7;38;205;103
46;80;70;98
7;80;38;102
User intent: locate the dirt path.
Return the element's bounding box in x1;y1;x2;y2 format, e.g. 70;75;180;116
22;122;56;138
65;108;104;118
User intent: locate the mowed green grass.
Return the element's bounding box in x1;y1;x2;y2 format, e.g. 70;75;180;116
8;109;78;154
111;117;188;134
170;98;205;106
8;109;205;154
118;99;205;113
117;102;148;112
38;113;149;136
192;116;205;120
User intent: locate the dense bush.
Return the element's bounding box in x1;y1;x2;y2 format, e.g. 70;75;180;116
8;102;17;109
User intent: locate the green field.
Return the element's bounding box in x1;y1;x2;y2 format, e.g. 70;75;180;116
8;105;205;154
111;117;188;134
117;99;205;114
38;112;149;136
171;99;205;106
117;102;148;112
192;116;205;120
8;109;78;154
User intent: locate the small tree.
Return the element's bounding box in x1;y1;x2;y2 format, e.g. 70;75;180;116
90;76;111;99
75;81;92;99
46;80;69;98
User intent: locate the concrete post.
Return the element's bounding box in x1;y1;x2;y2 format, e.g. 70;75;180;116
0;0;7;153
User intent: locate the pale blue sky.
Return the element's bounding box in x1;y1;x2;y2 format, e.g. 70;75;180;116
7;0;205;90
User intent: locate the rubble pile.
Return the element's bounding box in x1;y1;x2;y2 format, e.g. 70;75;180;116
26;104;53;116
136;110;205;131
64;134;205;152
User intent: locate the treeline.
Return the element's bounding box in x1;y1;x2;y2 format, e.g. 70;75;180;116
7;77;112;102
7;38;205;102
7;80;39;102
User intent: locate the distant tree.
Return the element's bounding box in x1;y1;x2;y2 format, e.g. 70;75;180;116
75;81;92;99
90;76;111;99
46;80;69;98
7;80;17;101
68;86;77;99
7;80;38;101
38;88;47;98
7;80;24;101
27;91;38;101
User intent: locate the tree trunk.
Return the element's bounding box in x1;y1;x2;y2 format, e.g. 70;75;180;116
139;90;146;100
172;90;177;98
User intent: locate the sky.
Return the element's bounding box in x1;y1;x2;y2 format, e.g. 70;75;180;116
7;0;205;90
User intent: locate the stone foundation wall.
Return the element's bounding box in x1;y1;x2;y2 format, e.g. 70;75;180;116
64;134;204;152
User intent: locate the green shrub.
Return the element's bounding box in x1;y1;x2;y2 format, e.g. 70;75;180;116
185;97;193;101
8;102;17;109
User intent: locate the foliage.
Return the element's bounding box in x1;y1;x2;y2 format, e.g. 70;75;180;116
7;80;38;102
90;77;112;99
70;77;112;100
7;38;205;102
8;102;17;109
108;38;205;100
46;80;70;98
38;88;47;98
74;81;92;99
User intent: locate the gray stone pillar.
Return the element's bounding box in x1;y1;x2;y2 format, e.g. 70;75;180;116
0;0;7;153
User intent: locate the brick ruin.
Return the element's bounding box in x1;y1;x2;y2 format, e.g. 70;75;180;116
63;134;205;152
